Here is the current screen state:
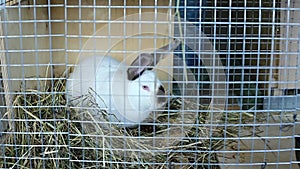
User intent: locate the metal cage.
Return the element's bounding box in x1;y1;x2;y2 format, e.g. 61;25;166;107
0;0;299;168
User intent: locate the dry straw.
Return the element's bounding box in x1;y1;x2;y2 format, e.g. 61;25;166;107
0;67;262;169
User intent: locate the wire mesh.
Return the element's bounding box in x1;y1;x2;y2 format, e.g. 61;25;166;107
0;0;299;168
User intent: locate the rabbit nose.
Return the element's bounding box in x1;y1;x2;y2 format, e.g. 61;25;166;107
157;85;166;105
159;85;165;93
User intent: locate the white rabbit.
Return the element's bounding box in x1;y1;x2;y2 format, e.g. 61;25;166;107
67;39;180;127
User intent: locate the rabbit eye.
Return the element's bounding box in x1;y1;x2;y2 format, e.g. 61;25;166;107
142;85;150;91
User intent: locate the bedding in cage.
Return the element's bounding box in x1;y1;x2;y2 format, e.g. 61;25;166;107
0;0;299;168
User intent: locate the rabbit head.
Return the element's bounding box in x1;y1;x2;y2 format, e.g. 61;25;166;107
127;70;165;113
125;39;180;114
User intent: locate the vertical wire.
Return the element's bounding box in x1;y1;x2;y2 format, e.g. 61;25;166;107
107;0;113;168
32;0;43;168
223;0;232;166
76;0;86;168
65;0;72;168
275;0;285;166
122;0;127;167
47;1;59;168
265;0;276;166
249;0;263;167
208;0;218;166
236;1;248;168
179;0;186;167
1;2;13;169
92;1;101;168
17;1;27;167
137;0;142;167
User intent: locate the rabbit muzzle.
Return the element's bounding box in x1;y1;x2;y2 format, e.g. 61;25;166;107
156;85;167;108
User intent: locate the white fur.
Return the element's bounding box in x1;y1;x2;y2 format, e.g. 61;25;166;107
67;56;163;127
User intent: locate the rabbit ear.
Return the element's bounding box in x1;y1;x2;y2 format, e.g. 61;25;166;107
127;39;180;81
127;53;153;81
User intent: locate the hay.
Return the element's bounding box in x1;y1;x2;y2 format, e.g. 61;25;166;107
0;70;262;168
72;88;200;158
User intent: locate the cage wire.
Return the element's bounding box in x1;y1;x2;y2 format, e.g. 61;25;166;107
0;0;299;169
